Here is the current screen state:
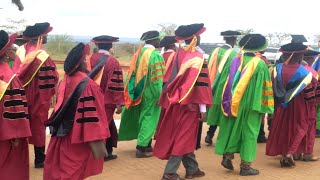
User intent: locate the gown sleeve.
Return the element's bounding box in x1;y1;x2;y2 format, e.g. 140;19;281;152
71;79;110;144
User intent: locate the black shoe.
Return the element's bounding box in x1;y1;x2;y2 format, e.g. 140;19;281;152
240;167;259;176
162;173;185;180
136;150;153;158
316;129;320;138
185;169;205;179
205;135;213;145
104;154;118;161
257;136;267;143
221;157;234;170
145;146;153;152
280;159;293;167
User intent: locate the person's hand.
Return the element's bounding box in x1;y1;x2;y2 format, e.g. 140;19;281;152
115;105;122;114
199;112;207;122
11;138;20;147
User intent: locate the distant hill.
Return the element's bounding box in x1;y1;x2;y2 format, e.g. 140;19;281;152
71;35;139;43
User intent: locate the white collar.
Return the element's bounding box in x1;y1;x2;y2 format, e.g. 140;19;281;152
98;49;110;55
144;44;155;49
165;49;175;53
224;44;232;48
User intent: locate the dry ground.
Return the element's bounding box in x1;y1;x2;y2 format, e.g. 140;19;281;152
29;122;320;180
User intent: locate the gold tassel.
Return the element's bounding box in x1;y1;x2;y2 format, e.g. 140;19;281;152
184;36;197;52
36;36;43;50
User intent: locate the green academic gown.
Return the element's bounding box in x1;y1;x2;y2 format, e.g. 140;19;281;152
207;46;237;127
215;54;274;162
119;46;165;147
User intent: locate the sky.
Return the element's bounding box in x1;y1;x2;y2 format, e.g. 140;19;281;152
0;0;320;43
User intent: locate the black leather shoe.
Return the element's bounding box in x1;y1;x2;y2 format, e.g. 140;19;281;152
257;136;267;143
162;173;185;180
221;157;234;170
316;129;320;138
185;169;205;179
136;150;153;158
240;167;259;176
204;135;213;145
104;154;118;161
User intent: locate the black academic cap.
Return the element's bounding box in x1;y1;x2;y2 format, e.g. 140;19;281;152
291;35;307;43
0;30;17;56
304;50;320;57
279;43;308;54
220;30;241;37
175;23;206;41
140;30;160;41
22;22;52;40
239;34;268;52
0;30;9;51
64;43;90;75
160;36;177;47
91;35;119;43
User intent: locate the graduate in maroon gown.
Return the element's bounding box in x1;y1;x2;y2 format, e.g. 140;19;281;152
44;43;110;180
0;30;31;180
12;22;59;168
154;23;212;180
155;35;177;139
160;36;177;65
89;35;125;161
266;42;319;167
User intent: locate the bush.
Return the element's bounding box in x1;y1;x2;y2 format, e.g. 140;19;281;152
45;34;76;60
113;43;139;62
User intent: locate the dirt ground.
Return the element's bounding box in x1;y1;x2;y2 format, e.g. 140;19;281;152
29;121;320;180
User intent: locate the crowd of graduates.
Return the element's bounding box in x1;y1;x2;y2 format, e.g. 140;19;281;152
0;22;319;180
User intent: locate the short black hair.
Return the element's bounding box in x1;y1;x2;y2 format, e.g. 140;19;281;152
223;36;237;41
97;43;113;51
282;53;304;63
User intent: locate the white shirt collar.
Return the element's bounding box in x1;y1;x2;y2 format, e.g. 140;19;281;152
224;44;232;48
165;49;175;53
144;44;155;49
98;49;110;55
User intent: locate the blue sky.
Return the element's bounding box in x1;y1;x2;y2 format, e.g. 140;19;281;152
0;0;320;43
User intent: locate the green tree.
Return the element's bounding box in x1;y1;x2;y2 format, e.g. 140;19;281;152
45;34;75;60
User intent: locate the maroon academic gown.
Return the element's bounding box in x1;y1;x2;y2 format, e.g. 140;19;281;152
155;50;176;139
301;63;318;154
12;43;58;147
154;48;212;160
90;52;125;147
43;72;110;180
0;63;31;180
266;63;317;156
